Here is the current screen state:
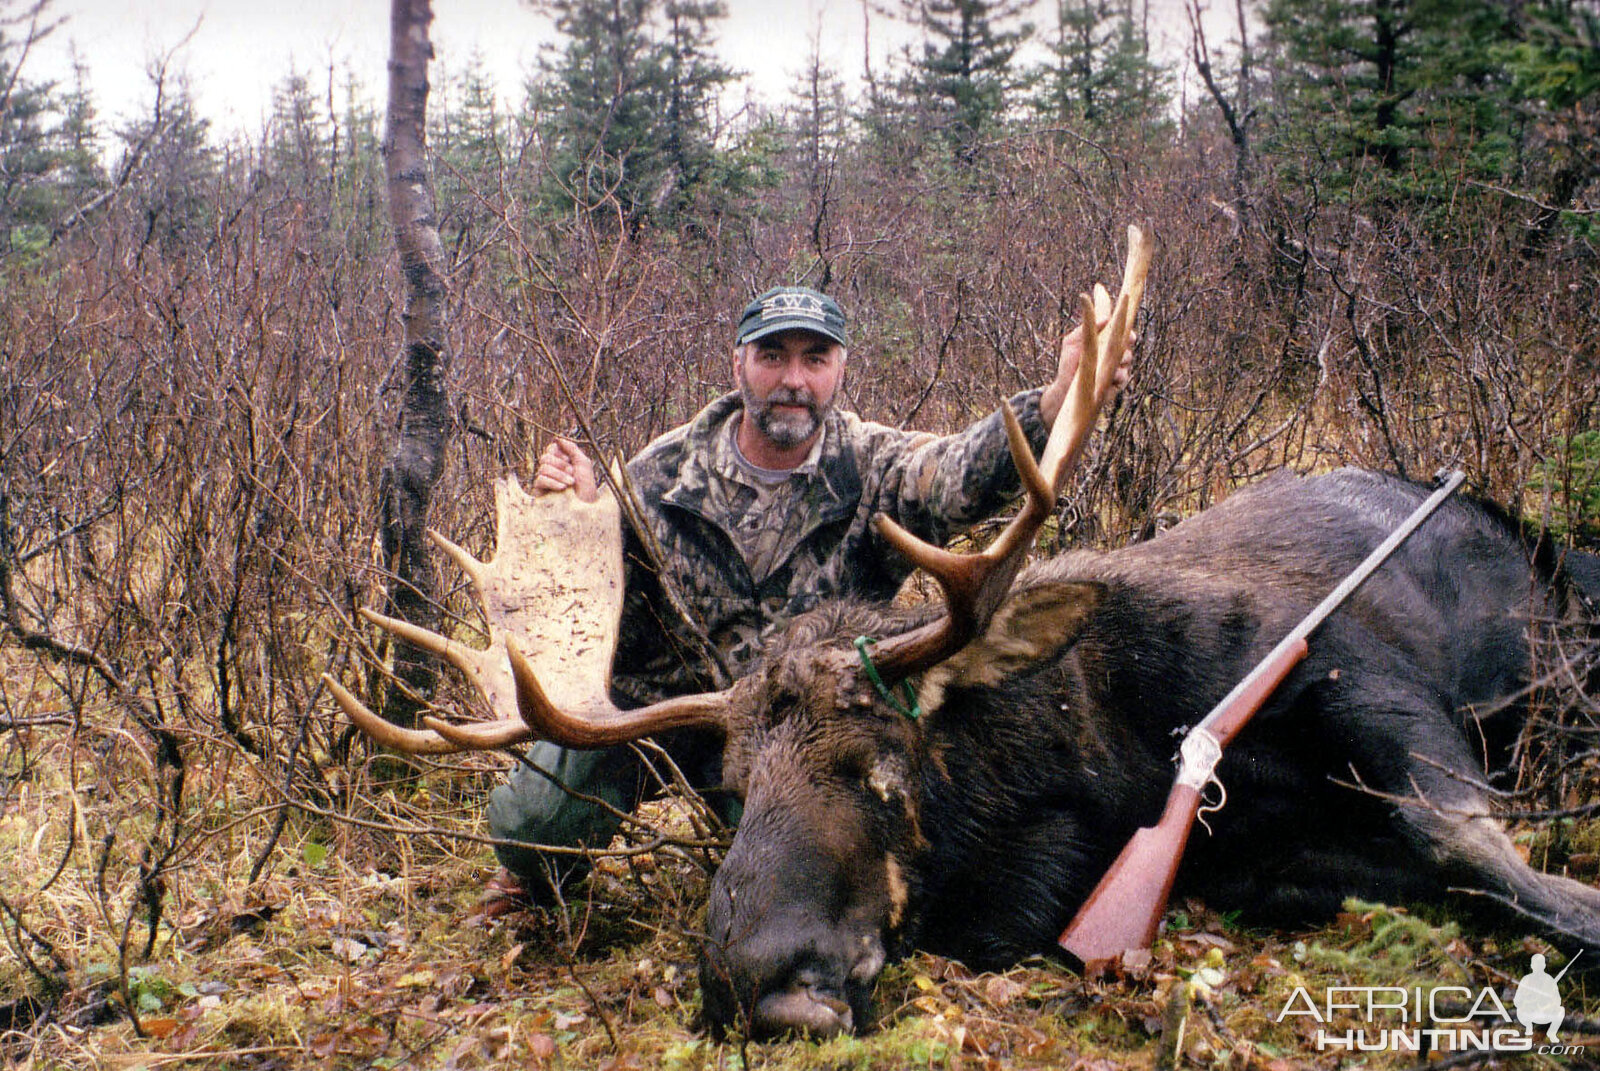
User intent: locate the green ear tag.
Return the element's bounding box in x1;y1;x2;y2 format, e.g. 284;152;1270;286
853;635;922;722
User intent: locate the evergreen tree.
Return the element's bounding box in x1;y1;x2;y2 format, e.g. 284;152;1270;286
327;68;387;260
1260;0;1517;200
49;50;107;221
895;0;1033;155
526;0;738;224
785;40;851;194
659;2;735;207
1032;0;1172;136
1;7;106;253
266;72;333;199
433;58;509;246
1493;0;1600;244
119;79;218;250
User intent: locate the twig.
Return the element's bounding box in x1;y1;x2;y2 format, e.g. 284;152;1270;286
1464;180;1600;216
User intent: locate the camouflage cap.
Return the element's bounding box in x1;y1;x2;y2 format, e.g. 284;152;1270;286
736;286;847;347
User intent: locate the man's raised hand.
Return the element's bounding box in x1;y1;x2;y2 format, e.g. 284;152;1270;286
532;436;598;502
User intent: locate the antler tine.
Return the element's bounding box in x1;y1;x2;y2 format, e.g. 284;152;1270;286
1093;282;1114;322
506;635;733;749
359;606;493;682
1120;223;1153;328
864;225;1151;683
429;528;487;591
867;294;1107;674
326;605;526;755
324;673;474;755
422;713;535;750
354;605;534;752
1038;292;1107;487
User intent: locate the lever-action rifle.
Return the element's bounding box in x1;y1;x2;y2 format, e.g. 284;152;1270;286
1058;470;1468;964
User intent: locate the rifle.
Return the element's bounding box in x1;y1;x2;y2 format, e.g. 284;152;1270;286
1058;470;1468;964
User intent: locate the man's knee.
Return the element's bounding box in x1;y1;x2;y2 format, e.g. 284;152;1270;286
486;742;641;887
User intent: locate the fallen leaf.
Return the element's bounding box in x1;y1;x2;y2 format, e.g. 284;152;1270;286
1121;948;1153;972
982;975;1027;1007
1015;1025;1054;1058
329;937;369;961
598;1055;646;1071
1183;931;1235;952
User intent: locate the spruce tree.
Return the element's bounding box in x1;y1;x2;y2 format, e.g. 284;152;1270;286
1033;0;1172;136
1492;0;1600;245
526;0;736;224
897;0;1033;155
118;81;218;250
0;9;106;253
1260;0;1517;202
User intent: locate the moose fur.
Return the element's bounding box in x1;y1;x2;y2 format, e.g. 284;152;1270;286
698;467;1600;1037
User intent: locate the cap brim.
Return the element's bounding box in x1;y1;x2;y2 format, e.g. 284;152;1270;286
737;319;847;346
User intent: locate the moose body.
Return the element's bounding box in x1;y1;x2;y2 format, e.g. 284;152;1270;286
699;467;1600;1035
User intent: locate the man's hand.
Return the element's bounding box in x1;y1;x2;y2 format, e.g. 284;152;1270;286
533;437;599;502
1039;315;1136;429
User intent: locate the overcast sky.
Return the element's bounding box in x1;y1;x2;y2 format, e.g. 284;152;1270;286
26;0;1214;142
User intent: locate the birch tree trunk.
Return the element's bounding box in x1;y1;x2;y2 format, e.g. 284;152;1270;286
379;0;450;725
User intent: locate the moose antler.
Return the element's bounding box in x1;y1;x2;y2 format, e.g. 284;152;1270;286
862;224;1152;681
329;473;731;754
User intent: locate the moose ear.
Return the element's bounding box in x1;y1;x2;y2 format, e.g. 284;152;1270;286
917;581;1104;707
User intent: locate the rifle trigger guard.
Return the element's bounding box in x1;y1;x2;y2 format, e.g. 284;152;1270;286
1177;729;1227;835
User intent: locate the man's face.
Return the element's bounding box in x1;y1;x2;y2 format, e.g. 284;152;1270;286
734;329;847;450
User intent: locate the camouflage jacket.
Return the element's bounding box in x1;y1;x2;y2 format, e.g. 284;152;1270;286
611;390;1051;706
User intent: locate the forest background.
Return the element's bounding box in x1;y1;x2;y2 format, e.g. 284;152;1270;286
2;0;1599;1067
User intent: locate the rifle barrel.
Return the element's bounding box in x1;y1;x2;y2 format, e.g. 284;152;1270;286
1196;470;1465;744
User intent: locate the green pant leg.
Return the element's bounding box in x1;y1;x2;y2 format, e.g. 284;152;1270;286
486;740;643;895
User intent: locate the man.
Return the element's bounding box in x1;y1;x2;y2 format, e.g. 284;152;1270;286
485;284;1132;904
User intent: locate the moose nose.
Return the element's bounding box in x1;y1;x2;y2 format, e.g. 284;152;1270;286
700;797;892;1038
719;935;885;1039
701;885;887;1039
753;963;855;1038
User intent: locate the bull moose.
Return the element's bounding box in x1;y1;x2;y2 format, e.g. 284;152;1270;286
332;293;1600;1039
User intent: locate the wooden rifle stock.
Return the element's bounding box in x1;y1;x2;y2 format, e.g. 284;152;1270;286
1057;471;1467;965
1057;638;1308;963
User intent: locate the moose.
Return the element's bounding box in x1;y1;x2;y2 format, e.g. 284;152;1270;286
332;283;1600;1039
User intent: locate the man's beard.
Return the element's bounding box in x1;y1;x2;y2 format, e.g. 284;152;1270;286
739;378;828;450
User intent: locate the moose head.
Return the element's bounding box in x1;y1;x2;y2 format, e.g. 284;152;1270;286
329;229;1150;1037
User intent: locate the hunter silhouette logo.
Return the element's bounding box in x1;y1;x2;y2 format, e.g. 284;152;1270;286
1516;951;1579;1042
1277;950;1588;1055
760;292;826;323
